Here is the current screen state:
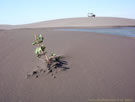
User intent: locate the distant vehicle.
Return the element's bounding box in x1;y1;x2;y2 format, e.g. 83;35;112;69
88;13;96;17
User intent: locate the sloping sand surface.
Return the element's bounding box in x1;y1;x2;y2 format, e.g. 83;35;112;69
0;25;15;30
21;17;135;28
1;17;135;30
0;29;135;102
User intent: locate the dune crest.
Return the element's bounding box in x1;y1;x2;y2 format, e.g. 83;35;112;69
1;17;135;30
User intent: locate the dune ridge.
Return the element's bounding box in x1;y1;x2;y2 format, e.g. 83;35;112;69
1;17;135;30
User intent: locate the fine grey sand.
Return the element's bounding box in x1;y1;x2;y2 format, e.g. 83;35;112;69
0;29;135;102
1;17;135;30
0;17;135;102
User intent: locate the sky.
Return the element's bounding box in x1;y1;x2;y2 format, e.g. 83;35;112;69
0;0;135;25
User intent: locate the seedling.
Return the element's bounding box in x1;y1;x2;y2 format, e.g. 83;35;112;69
29;34;66;79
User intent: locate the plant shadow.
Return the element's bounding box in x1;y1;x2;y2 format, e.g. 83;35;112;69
26;56;70;79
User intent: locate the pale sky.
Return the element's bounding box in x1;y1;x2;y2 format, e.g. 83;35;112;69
0;0;135;25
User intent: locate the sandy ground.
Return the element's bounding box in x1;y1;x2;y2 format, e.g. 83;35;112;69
0;28;135;102
1;17;135;29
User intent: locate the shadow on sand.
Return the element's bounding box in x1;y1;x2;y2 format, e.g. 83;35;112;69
26;56;70;79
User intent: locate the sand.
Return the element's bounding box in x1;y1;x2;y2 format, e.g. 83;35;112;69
0;17;135;102
1;17;135;29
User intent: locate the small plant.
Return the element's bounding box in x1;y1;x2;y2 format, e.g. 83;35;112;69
32;34;63;64
28;34;68;79
32;34;50;63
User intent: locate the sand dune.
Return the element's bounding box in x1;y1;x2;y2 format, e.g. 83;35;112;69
0;25;15;30
21;17;135;28
1;17;135;30
0;17;135;101
0;28;135;102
